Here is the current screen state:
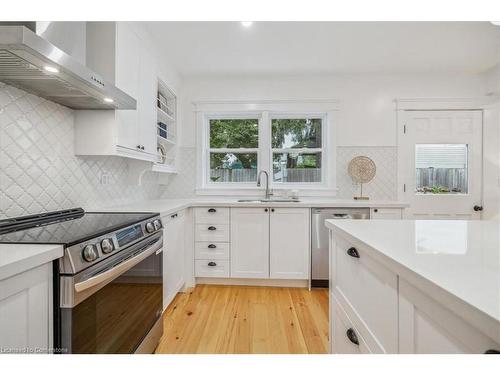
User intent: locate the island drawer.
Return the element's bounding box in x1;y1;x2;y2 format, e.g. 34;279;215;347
332;235;398;353
195;207;230;224
195;242;230;260
195;224;230;242
332;297;372;354
195;259;230;278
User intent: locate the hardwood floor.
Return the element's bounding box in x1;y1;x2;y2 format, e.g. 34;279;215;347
155;285;329;354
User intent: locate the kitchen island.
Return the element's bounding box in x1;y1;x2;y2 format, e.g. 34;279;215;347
326;219;500;354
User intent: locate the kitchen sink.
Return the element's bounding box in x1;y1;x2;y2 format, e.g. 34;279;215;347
237;198;300;203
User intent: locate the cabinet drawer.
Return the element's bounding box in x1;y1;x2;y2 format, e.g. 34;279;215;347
195;224;230;242
195;260;230;278
333;235;398;353
370;208;402;220
195;242;230;260
195;207;230;224
332;298;372;354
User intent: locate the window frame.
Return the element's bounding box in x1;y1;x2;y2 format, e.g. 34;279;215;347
204;113;262;187
196;102;337;195
269;113;327;187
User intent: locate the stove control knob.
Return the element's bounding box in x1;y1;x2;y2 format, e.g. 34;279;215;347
153;219;162;230
82;244;98;262
101;238;114;254
145;222;155;233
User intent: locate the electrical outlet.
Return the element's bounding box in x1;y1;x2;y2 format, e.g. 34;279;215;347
100;173;111;185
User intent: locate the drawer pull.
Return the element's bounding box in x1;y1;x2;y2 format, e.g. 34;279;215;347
347;247;360;258
346;328;359;346
485;349;500;354
208;226;216;231
208;208;217;213
208;244;217;249
208;262;217;267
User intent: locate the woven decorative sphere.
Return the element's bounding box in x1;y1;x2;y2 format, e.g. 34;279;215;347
348;156;376;184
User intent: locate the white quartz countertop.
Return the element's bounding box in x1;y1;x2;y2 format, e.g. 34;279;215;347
0;243;63;280
98;198;408;216
326;219;500;328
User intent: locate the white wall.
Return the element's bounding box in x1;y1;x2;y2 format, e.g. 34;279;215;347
178;73;486;148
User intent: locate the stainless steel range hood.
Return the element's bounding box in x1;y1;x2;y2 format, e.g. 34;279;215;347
0;25;136;110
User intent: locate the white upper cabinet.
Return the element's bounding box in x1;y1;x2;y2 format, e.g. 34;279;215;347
74;22;158;162
230;208;270;278
269;208;310;280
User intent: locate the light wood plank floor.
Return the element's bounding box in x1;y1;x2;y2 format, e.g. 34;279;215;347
155;285;329;354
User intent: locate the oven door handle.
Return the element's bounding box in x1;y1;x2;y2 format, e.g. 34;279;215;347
74;236;163;293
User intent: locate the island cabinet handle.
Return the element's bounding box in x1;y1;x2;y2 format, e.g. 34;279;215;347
346;328;359;345
208;208;217;213
485;349;500;354
208;244;217;249
347;247;360;258
208;262;217;267
208;226;216;231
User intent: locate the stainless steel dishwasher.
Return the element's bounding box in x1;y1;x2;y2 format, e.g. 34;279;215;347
311;208;370;287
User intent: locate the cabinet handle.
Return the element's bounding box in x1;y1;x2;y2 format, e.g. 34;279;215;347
346;328;359;346
171;213;177;219
347;247;360;258
271;208;275;212
141;145;145;150
136;145;141;149
265;208;268;212
374;209;378;213
208;226;216;231
208;261;217;267
208;244;217;249
485;349;500;354
474;205;484;212
208;208;217;213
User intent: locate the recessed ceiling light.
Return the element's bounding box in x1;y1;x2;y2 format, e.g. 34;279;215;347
43;66;59;73
103;97;114;103
241;21;253;28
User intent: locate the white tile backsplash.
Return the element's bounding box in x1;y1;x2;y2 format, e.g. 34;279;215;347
0;83;165;219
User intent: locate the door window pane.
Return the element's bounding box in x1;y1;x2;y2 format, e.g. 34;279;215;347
209;119;259;148
271;118;322;148
415;144;468;194
210;153;258;183
272;152;322;183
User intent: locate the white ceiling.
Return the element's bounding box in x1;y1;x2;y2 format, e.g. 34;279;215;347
143;22;500;78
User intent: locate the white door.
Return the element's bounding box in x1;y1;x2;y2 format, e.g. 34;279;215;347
269;208;310;279
398;110;483;219
230;208;269;278
163;210;185;310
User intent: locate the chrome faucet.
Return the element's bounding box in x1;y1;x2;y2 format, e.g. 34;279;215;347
257;170;272;199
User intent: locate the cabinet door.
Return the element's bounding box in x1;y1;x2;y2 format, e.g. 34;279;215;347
0;263;52;351
230;208;269;278
162;211;186;310
270;208;310;279
115;23;140;150
138;47;157;155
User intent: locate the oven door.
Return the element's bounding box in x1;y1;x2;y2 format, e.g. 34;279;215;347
58;232;163;354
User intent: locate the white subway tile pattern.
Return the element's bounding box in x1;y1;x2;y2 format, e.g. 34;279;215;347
0;83;164;219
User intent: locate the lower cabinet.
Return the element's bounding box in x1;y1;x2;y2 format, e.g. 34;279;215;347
0;263;53;352
162;210;186;310
230;208;270;278
269;208;310;279
230;207;310;280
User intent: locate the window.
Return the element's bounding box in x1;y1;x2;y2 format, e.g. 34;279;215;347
415;144;468;194
271;117;323;183
201;110;331;190
208;118;259;183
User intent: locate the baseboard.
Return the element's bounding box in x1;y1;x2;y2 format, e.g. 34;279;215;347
196;277;309;288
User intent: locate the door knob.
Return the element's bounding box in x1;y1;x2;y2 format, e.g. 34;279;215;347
473;205;483;212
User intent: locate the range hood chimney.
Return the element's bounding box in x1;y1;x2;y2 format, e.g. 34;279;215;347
0;23;136;110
